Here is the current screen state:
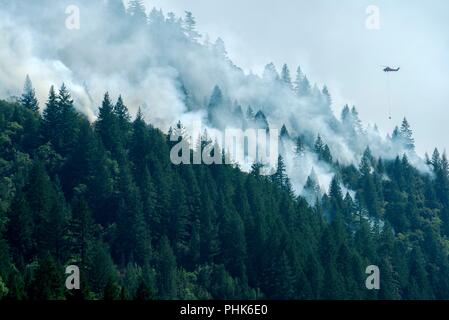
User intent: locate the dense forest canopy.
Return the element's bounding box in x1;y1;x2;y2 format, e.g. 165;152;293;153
0;0;449;301
1;83;449;299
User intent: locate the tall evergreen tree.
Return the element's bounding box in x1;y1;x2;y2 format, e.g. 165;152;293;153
42;86;59;146
20;75;39;112
184;11;201;41
157;237;178;299
207;85;224;127
281;64;293;89
96;92;119;153
127;0;147;25
56;84;78;155
294;66;311;97
399;118;415;151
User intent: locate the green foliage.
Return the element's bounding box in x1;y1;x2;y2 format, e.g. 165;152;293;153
1;91;449;300
0;276;8;299
20;75;39;113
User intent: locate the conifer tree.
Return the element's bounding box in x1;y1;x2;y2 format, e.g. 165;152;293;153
96;92;119;153
281;64;293;89
254;110;269;131
263;63;280;82
157;236;178;299
294;66;311;96
294;136;305;156
207;85;224;127
28;255;64;300
114;95;131;133
42;86;59;146
184;11;201;41
399;118;415;151
56;84;78;155
127;0;147;25
20;75;39;112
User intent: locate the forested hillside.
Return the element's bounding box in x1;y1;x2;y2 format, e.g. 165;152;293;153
1;83;449;300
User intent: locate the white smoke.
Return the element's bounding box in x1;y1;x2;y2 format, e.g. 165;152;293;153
0;0;432;200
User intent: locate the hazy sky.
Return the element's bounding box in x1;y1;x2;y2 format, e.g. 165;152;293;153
142;0;449;156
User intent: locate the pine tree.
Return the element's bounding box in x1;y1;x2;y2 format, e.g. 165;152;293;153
272;155;291;192
263;63;279;82
212;38;228;59
5;267;26;300
280;124;290;140
20;75;39;112
303;169;321;203
170;178;190;260
96;92;119;153
157;237;178;299
0;237;10;290
0;276;8;299
254;110;269;131
319;226;344;299
304;251;324;299
358;148;381;218
322;145;333;163
179;81;194;112
314;134;324;155
69;194;95;267
86;241;117;296
217;193;247;279
351;107;363;134
406;246;432;299
294;136;305;156
24;162;60;257
209;86;223;105
115;160;150;265
271;252;296;299
135;279;153;300
341;105;350;122
246;106;255;120
43;180;68;261
281;64;293;89
431;148;441;170
148;8;165;27
329;176;344;218
435;151;449;236
56;84;78;155
127;0;147;25
399;118;415;151
207;85;224;127
184;11;201;41
314;135;333;163
42;86;60;146
294;66;311;97
28;255;64;300
7;192;34;263
130;108;150;172
113;95;131;138
103;276;121;300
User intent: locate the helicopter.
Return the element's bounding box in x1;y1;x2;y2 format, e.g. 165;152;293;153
383;66;400;72
381;66;401;120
